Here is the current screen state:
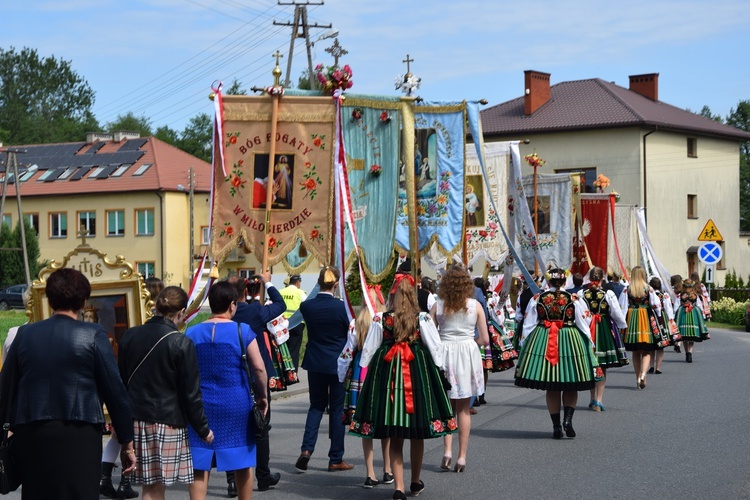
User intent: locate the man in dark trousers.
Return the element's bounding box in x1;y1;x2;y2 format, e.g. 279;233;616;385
228;273;286;493
295;266;353;473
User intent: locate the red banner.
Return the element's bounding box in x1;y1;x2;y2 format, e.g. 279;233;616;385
572;196;609;275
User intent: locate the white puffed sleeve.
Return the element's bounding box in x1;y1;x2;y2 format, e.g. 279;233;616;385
648;286;662;313
418;312;444;368
520;294;541;345
337;319;357;383
605;290;628;329
662;294;675;321
695;295;706;319
359;315;384;368
573;294;593;341
618;289;628;315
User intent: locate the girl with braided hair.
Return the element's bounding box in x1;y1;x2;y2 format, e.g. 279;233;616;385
674;278;710;363
514;267;598;439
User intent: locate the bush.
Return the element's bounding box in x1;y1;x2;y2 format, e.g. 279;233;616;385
709;297;747;325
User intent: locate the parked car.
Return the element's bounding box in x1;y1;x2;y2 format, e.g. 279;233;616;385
0;284;27;310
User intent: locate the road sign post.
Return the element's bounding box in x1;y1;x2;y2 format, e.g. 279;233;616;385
704;264;715;284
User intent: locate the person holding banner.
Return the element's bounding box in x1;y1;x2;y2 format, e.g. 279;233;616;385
514;267;598;439
623;266;665;389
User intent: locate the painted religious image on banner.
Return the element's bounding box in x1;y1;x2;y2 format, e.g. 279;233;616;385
78;294;129;357
252;153;295;209
465;175;484;228
526;195;551;234
399;128;437;199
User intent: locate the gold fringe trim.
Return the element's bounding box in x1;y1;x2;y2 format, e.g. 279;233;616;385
343;98;402;110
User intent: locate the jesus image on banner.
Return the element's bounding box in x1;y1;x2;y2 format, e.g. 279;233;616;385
465;175;484;228
252;153;295;210
400;128;437;199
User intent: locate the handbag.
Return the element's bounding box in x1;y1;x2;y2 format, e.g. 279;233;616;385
0;351;21;494
236;325;269;439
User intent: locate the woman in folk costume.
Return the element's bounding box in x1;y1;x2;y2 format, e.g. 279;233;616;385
514;267;599;439
486;289;518;373
350;273;456;499
431;264;488;472
584;267;628;412
338;285;393;489
691;271;712;322
623;266;666;389
648;276;679;374
674;278;710;363
670;275;684;353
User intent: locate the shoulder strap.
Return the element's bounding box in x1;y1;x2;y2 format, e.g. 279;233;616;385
126;330;178;387
237;324;256;405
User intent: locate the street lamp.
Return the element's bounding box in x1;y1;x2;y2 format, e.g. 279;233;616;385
0;148;38;286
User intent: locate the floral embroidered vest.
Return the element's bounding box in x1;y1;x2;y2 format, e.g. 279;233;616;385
536;291;576;325
679;291;698;307
583;288;609;315
381;311;420;343
628;289;650;309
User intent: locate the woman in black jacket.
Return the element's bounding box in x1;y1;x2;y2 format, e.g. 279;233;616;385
118;286;214;500
0;268;136;499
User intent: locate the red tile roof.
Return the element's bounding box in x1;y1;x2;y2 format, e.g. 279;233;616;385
481;78;750;141
0;137;211;198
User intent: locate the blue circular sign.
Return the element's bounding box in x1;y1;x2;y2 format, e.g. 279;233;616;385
698;242;722;264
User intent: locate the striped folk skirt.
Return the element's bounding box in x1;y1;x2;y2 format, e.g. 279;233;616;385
592;315;629;368
342;350;367;425
349;340;457;440
675;306;710;342
488;317;517;372
268;335;299;391
514;324;600;391
624;306;667;351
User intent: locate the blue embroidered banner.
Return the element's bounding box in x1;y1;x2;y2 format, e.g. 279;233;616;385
395;102;466;256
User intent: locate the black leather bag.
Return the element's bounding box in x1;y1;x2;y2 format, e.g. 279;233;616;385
236;325;269;439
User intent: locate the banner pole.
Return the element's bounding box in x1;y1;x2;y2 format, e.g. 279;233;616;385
262;55;284;273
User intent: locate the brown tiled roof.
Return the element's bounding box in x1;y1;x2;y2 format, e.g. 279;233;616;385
481;78;750;141
0;137;211;197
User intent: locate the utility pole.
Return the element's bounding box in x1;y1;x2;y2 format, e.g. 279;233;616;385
274;1;331;88
189;166;195;277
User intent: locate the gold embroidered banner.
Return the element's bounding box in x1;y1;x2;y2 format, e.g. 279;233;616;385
211;95;336;267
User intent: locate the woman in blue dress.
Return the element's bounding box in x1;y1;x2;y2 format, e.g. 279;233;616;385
186;281;269;500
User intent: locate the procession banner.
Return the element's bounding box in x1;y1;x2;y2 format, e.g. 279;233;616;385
574;194;609;274
211;95;336;268
340;97;402;280
395;102;467;257
463;142;509;267
519;173;573;269
609;203;639;273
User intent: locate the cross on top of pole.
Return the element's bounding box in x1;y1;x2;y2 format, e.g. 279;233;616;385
273;50;284;66
402;54;414;78
325;38;348;67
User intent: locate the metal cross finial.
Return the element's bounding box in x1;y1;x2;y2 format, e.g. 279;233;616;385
273;50;284;67
325;38;348;67
402;54;414;75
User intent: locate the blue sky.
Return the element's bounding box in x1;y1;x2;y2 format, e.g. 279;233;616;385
3;0;749;134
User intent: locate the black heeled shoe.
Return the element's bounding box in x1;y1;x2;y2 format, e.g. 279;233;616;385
410;480;425;496
393;490;407;499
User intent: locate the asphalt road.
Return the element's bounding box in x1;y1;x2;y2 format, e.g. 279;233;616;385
8;327;750;499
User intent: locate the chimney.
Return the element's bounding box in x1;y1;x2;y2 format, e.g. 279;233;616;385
86;132;113;144
113;131;141;142
629;73;659;101
524;70;551;115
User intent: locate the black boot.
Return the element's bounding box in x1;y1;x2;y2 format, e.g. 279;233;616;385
550;413;563;439
100;462;118;499
686;352;693;363
563;407;576;438
117;474;139;499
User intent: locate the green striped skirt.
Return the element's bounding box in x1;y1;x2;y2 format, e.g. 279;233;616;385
514;324;599;391
349;340;457;440
675;306;709;342
592;315;629;368
624;307;665;351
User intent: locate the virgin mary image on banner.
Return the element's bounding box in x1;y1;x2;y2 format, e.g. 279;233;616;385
252;153;295;210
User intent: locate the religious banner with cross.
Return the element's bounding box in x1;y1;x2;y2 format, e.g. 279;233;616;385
210;93;336;268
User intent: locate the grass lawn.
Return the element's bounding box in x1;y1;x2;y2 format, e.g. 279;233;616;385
706;321;744;331
0;310;29;347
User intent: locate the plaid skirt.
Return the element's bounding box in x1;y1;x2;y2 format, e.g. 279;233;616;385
130;421;193;486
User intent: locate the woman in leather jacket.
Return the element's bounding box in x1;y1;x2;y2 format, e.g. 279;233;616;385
0;267;136;499
118;286;214;500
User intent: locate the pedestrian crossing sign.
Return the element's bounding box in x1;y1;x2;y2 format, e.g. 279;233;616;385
697;219;722;241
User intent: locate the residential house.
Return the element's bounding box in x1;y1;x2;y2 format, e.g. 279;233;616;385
480;71;750;283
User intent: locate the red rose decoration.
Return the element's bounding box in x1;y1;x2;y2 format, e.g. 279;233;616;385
305;178;317;190
237;159;244;166
231;175;242;187
447;418;458;431
384;315;394;327
479;230;489;238
362;422;371;435
268;237;276;248
432;420;444;433
225;226;234;236
313;137;322;147
229;136;238;144
310;229;319;239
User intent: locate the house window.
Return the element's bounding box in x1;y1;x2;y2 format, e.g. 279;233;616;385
687;138;698;158
135;208;155;236
555;167;598;193
88;166;104;178
237;268;256;279
24;213;39;234
50;212;68;238
78;211;97;237
201;226;210;245
137;262;156;278
1;214;10;228
687;194;698;219
106;210;125;236
133;163;153;176
112;164;131;177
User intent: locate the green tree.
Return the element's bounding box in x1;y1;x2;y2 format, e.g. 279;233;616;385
0;219;39;286
297;69;313;90
697;105;723;122
177;113;212;163
154;124;180;144
106;112;153;137
0;46;99;145
726;101;750;231
226;78;247;95
0;222;13;286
